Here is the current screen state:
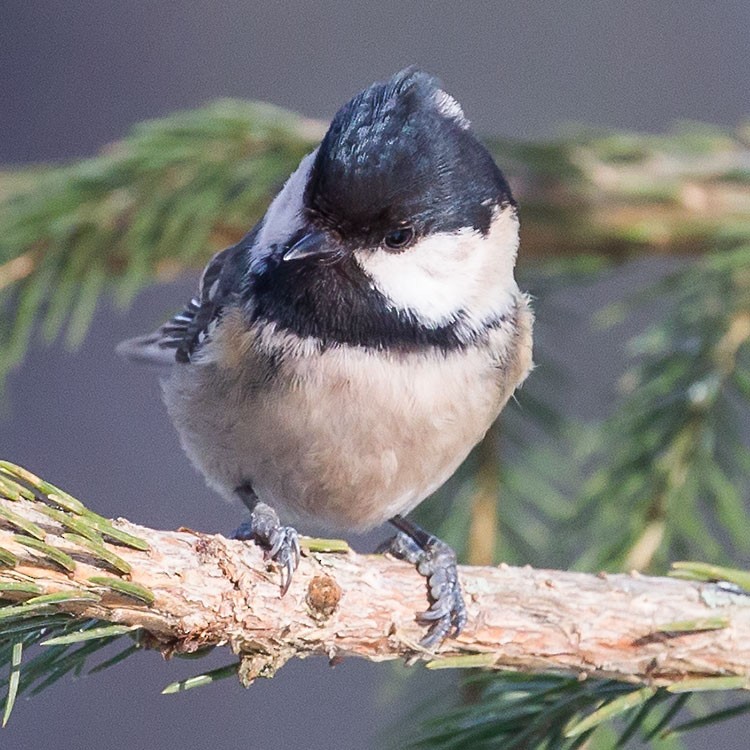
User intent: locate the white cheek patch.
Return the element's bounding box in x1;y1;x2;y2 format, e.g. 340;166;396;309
249;149;317;272
354;206;520;329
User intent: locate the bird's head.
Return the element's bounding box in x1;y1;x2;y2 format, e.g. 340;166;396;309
251;69;521;345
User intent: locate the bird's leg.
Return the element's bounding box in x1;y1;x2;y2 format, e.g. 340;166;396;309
380;514;467;648
233;484;300;595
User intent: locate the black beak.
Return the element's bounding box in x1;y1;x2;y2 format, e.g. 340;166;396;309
283;230;333;262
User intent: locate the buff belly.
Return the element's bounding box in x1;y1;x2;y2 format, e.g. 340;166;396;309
162;308;532;532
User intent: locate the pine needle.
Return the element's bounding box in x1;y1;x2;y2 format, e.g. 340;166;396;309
2;641;22;726
41;624;139;646
161;662;240;694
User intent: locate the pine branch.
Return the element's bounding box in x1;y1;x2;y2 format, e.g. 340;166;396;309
1;101;748;380
491;121;750;259
1;463;750;692
572;245;750;573
0;100;322;378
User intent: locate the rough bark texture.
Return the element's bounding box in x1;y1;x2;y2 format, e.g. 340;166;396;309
1;493;750;687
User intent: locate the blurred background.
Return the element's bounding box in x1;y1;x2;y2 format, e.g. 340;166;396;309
1;2;749;748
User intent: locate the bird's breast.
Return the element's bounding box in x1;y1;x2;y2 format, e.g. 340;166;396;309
163;301;532;532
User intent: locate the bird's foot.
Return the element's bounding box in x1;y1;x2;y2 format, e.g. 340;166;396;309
233;502;300;595
382;517;467;649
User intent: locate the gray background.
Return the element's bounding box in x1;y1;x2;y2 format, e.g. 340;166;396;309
1;2;749;748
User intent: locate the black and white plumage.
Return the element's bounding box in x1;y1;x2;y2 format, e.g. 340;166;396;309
118;69;534;646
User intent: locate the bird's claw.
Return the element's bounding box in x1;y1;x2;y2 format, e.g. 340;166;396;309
232;502;300;595
416;540;467;648
265;525;301;595
383;530;466;648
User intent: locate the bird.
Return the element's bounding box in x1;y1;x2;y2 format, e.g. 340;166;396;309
117;68;533;647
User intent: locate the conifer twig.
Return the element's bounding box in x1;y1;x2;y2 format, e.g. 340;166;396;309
1;483;750;688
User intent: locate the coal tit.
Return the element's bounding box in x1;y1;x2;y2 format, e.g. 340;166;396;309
118;68;533;647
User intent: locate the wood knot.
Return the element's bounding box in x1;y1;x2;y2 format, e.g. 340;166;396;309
306;574;342;621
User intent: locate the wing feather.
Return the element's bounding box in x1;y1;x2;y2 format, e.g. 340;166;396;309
116;242;245;366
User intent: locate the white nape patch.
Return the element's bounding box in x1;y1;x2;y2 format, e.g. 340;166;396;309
433;89;470;129
354;206;520;331
248;149;318;271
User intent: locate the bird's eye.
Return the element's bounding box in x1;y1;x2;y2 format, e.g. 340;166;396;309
384;226;415;250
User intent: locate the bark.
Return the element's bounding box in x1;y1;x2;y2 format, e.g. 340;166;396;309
1;493;750;688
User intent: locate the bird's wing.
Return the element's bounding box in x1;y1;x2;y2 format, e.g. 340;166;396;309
116;242;245;366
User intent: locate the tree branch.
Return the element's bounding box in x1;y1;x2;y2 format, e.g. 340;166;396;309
1;474;749;688
1;102;748;383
